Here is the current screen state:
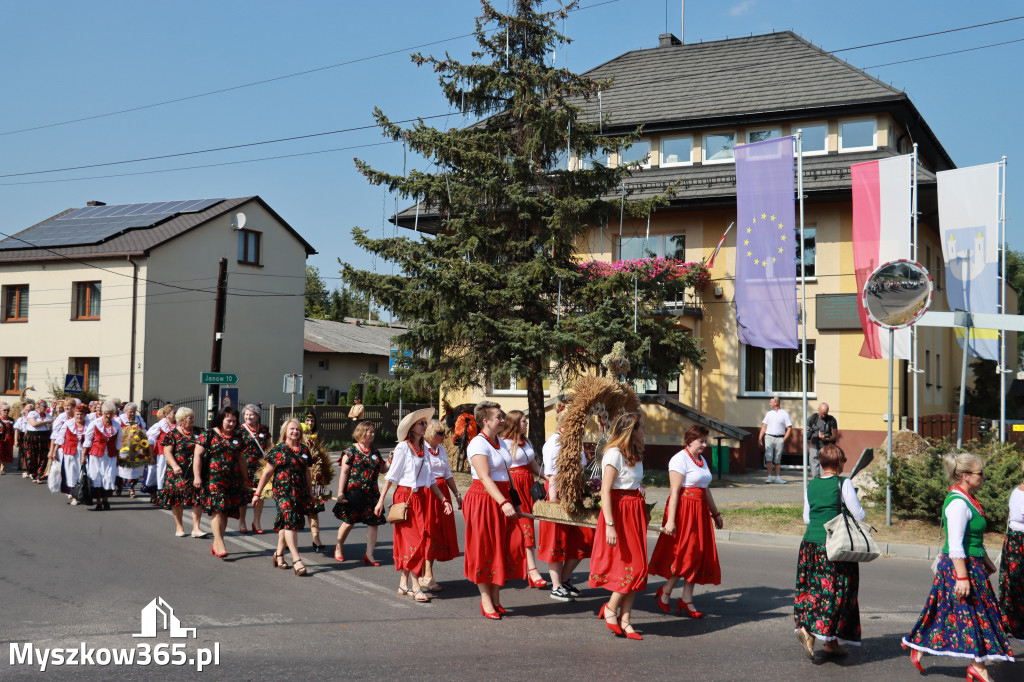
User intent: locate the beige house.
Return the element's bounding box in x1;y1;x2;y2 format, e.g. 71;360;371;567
0;196;315;409
302;317;401;403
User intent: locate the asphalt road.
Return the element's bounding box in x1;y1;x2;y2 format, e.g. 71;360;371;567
2;476;1017;681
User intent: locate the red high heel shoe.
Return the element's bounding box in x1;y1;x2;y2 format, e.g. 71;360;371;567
362;554;381;567
677;600;703;618
494;603;507;615
621;621;642;641
598;603;623;636
654;585;671;614
902;642;923;673
480;602;501;620
528;572;548;588
210;545;227;559
966;665;989;682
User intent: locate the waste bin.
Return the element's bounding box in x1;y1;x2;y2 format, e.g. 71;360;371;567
710;445;729;475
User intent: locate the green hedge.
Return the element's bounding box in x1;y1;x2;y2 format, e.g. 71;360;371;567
871;440;1023;529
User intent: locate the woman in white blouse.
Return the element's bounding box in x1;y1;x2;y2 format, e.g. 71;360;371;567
23;400;53;483
373;408;452;604
500;410;547;588
463;401;525;619
82;402;123;511
903;452;1015;680
419;419;462;592
649;424;724;618
999;458;1024;641
53;404;87;503
115;402;147;498
588;412;648;640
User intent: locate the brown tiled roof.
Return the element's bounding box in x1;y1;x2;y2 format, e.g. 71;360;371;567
0;196;316;263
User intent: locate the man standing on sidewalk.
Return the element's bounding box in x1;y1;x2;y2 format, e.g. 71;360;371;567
806;403;838;479
758;397;791;484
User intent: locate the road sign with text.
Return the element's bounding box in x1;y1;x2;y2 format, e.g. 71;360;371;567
200;372;238;385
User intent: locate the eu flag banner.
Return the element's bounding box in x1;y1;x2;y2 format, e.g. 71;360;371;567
734;136;797;350
937;163;1000;360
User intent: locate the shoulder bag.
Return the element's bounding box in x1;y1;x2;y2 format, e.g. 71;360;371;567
823;476;880;563
387;448;426;524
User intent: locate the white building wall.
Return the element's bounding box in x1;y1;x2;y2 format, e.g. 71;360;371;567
142;200;308;407
0;258;142;400
302;351;387;402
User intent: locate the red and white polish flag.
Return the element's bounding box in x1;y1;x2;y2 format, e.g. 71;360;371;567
852;155;913;359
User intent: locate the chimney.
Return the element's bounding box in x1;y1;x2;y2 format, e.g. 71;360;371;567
86;200;106;206
659;33;682;47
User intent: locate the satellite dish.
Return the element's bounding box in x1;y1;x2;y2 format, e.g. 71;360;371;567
863;259;933;330
231;212;247;230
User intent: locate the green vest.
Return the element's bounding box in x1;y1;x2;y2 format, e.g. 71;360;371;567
802;475;845;545
941;491;987;558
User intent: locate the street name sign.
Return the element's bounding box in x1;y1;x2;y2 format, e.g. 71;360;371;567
201;372;238;385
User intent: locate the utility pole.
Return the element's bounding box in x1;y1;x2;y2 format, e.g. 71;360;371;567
209;258;228;425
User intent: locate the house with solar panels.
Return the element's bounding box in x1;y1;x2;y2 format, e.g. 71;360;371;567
0;197;316;411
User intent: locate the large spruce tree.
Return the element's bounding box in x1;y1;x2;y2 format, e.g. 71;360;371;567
343;0;704;447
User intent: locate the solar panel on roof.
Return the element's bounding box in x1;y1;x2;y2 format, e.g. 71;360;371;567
2;198;225;250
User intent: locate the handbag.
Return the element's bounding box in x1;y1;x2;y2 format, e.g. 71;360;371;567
501;451;522;509
530;480;546;502
387;446;426;524
73;464;94;505
823;477;880;563
47;458;63;493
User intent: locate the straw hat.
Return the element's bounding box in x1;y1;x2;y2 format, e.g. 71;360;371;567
396;407;436;442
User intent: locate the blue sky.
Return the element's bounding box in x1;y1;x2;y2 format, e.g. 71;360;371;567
1;0;1021;284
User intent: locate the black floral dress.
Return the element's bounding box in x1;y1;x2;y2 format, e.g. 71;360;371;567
240;424;272;492
333;444;386;526
156;427;205;508
267;443;312;531
200;429;246;519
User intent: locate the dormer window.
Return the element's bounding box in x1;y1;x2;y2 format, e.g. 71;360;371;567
747;128;781;144
796;123;828;156
618;139;651;168
660;136;693;167
703;132;735;164
839;118;876;152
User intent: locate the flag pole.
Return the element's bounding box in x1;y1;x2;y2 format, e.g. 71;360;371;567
886;327;894;526
911;143;920;433
999;156;1008;442
796;131;809;495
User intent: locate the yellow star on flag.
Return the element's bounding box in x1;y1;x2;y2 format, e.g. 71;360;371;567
754;258;760;265
746;227;752;233
762;261;768;268
747;250;752;257
772;257;777;263
770;214;776;221
778;246;784;253
780;234;787;241
761;213;767;219
778;223;784;229
744;239;749;246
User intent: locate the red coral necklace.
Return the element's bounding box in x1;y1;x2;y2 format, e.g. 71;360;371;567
685;446;703;467
407;439;424;458
483;433;500;450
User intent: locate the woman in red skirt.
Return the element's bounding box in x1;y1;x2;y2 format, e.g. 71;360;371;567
538;409;594;602
589;412;648;640
500;410;547;588
649;424;724;618
419;419;462;593
464;401;525;619
374;408;452;604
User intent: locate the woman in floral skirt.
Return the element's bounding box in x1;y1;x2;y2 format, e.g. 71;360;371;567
902;452;1015;681
792;444;863;660
238;404;272;534
999;458;1024;641
158;408;206;538
588;412;648;640
649;424;724;618
192;407;248;559
333;420;389;564
0;402;14;475
252;418;310;576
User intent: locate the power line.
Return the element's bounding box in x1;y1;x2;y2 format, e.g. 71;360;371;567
0;0;625;138
831;15;1024;52
863;37;1024;69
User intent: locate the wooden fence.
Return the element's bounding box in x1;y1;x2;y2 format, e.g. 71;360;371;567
917;413;1024;445
266;403;437;445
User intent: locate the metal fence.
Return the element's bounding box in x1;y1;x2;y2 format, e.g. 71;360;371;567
141;395;264;430
266;403;436;446
917;413;1024;445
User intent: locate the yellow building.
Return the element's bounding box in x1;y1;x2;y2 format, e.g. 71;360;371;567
399;31;1014;469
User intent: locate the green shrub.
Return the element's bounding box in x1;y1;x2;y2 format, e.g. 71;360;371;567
872;439;1023;528
363;382;379;405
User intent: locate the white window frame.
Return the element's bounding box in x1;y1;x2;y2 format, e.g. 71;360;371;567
616;232;686;261
839;117;877;153
795;122;828;157
489;373;551;397
617;139;651;169
659;135;693;167
702;131;736;164
746;128;782;144
739;343;816;398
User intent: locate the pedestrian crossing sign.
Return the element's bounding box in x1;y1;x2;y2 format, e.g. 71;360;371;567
64;374;84;393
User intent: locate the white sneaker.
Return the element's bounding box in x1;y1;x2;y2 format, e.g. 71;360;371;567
766;476;773;484
775;476;787;484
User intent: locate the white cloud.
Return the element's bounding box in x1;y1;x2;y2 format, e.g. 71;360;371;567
729;0;756;16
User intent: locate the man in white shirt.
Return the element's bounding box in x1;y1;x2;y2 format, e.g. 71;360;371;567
758;397;792;484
